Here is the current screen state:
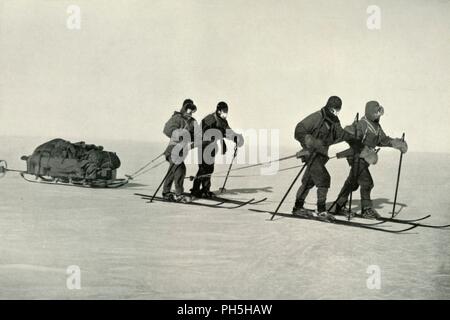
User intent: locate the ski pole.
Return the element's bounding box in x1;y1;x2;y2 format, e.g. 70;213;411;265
391;133;405;218
327;113;359;215
219;145;238;193
270;153;317;220
270;116;327;220
347;113;359;220
327;148;380;214
149;162;176;203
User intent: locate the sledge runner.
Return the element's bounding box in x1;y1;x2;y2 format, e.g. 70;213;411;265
162;99;200;203
333;101;408;219
292;96;355;220
190;101;244;198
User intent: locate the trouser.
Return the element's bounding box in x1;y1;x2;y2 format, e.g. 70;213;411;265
162;156;187;196
336;157;374;209
191;156;215;194
295;154;330;211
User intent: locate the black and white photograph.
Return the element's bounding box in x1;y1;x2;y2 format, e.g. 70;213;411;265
0;0;449;304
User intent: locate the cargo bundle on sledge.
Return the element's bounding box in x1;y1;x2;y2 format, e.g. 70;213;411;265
20;138;128;188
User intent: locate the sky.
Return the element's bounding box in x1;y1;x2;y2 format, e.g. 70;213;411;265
0;0;449;152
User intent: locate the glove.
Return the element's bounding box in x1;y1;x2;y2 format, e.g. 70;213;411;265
360;146;378;165
296;149;311;163
296;149;311;158
336;148;354;159
391;138;408;153
233;134;244;148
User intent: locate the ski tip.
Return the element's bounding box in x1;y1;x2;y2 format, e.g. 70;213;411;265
226;198;255;209
250;197;268;204
248;208;268;214
389;214;431;223
398;224;420;233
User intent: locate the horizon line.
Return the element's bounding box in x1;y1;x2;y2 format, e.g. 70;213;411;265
0;134;448;155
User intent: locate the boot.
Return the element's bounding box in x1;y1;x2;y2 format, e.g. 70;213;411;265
317;203;327;213
174;194;192;203
190;188;203;199
316;203;335;222
162;192;175;201
361;207;381;220
316;211;336;222
332;203;354;219
343;206;355;219
292;207;315;218
292;200;314;218
202;190;216;199
190;177;202;198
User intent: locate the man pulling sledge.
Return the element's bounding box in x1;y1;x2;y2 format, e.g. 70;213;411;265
190;101;244;198
332;101;408;219
162;99;201;202
292;96;355;219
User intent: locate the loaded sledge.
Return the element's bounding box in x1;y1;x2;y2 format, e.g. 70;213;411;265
0;138;128;188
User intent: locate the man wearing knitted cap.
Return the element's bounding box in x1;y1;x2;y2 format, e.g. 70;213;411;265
162;99;201;203
332;100;408;219
293;96;355;220
190;101;244;198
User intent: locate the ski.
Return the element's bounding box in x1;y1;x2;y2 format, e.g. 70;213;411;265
249;208;419;234
143;195;227;208
135;193;254;209
210;196;267;206
379;214;430;223
337;212;450;229
210;197;255;208
183;193;267;206
21;173;129;188
288;207;387;226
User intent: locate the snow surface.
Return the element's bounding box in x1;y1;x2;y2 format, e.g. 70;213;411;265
0;137;449;299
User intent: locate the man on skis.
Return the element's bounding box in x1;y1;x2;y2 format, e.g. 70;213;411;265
332;100;408;219
162;99;201;202
190;101;244;198
293;96;355;220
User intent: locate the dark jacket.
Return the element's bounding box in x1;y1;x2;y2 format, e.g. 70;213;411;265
200;112;237;156
294;107;352;156
163;105;200;159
